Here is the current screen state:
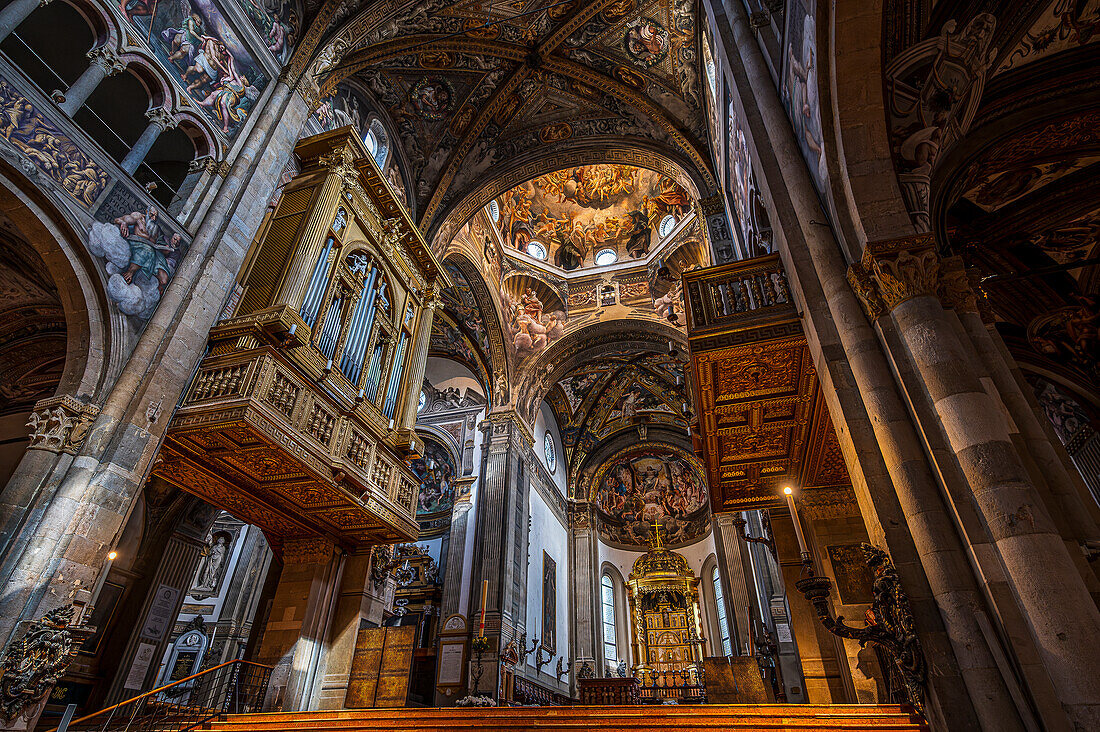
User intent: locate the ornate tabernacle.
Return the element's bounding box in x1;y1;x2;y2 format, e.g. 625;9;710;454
626;525;706;700
153;128;450;549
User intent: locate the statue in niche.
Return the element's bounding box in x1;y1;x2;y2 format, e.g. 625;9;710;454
192;532;230;595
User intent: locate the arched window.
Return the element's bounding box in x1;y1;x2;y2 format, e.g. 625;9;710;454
365;118;389;168
601;573;618;666
712;566;732;656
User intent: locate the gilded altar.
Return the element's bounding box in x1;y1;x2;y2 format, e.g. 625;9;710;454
626;529;705;693
153;128;450;550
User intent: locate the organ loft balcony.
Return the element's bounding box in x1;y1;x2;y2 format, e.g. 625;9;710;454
683;254;852;512
152;129;450;550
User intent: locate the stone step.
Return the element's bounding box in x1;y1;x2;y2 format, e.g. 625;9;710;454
206;704;925;732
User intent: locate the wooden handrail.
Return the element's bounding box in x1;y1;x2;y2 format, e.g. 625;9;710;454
49;659;273;731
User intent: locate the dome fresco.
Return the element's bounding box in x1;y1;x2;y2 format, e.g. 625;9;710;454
493;165;691;271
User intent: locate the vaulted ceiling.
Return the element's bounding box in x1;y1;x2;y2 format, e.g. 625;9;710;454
318;0;715;248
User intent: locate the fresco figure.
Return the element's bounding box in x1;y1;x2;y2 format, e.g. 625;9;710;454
115;208;181;295
125;0;267;139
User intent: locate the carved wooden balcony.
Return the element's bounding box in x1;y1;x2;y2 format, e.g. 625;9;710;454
684;255;852;511
153;129;445;550
155;329;421;546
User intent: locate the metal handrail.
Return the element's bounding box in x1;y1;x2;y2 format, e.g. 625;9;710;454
49;659;273;732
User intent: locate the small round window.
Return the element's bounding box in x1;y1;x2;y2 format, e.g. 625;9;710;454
489;199;500;222
595;248;617;266
659;214;677;239
528;240;547;260
544;432;556;473
417;390;427;413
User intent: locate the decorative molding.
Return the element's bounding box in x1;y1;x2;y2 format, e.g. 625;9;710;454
282;537;336;564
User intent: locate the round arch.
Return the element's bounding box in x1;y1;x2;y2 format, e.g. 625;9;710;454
515;318;687;424
0;162;114;397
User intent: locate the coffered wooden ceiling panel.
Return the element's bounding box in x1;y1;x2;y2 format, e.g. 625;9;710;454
684;256;851;511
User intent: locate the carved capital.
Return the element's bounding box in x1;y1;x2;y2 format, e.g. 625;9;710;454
699;191;724;216
26;395;99;454
87;46;125;76
145;106;178;130
862;234;940;311
937;255;979;313
847;262;885;321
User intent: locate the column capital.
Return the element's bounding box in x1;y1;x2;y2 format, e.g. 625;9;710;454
484;409;533;449
87;45;125;76
26;394;99;454
861;233;941;312
145;106;178;130
568;500;594;530
188;155;230;177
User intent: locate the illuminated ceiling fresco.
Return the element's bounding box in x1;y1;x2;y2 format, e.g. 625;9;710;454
493;164;691;269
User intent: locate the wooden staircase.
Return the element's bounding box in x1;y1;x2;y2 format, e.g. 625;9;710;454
206;704;926;731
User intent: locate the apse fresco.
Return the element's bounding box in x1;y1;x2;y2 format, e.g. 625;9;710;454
237;0;300;63
410;439;455;517
591;447;709;547
122;0;268;138
495;165;691;270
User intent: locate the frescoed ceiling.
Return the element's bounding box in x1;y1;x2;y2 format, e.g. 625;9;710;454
317;0;713;245
493;164;691;270
547;349;690;478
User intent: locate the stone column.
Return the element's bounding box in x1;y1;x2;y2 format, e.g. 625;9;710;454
440;495;473;619
712;513;755;655
945;260;1100;580
315;548;373;710
254;537;342;712
105;529;206;702
568;501;599;675
860;236;1100;730
57;46;125;116
120;107;177;175
771;505;850;704
0;0;43;43
468;412;532;693
712;0;1022;727
172;156;229;224
0;395;96;569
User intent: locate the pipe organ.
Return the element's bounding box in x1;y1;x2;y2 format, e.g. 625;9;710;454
153;128;449;551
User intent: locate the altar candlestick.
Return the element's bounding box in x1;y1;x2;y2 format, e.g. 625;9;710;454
478;579;488;638
783;486;809;555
